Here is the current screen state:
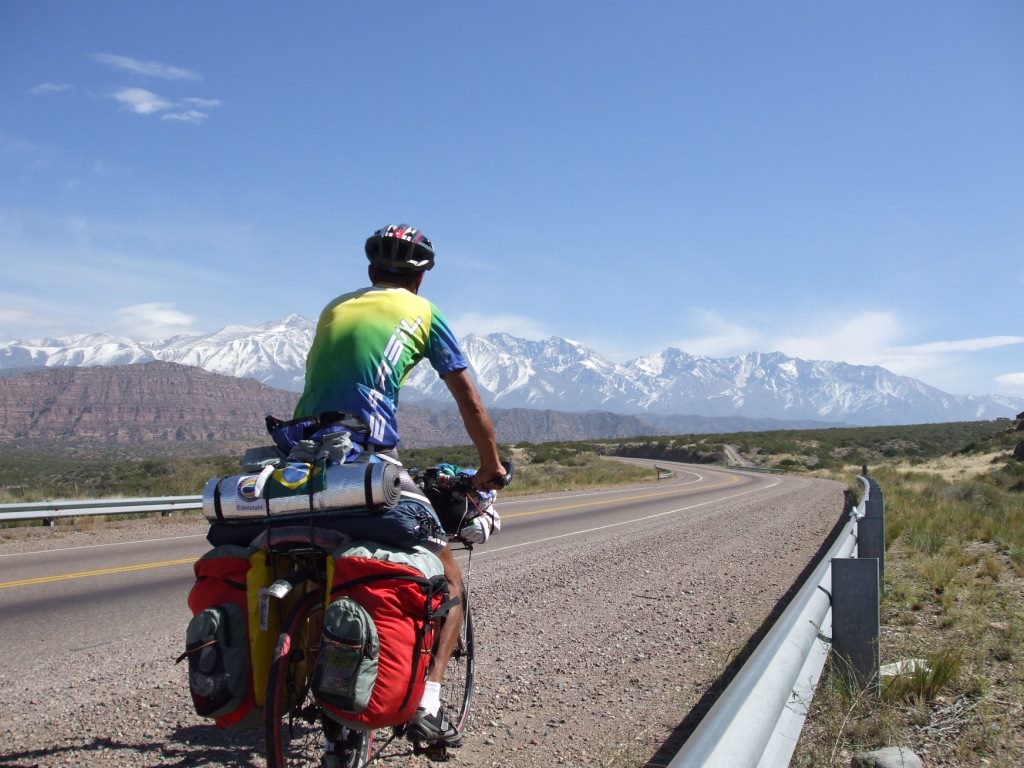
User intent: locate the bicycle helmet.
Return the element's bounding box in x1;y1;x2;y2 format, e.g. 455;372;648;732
365;224;435;272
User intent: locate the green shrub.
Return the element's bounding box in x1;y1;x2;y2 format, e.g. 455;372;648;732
881;649;962;704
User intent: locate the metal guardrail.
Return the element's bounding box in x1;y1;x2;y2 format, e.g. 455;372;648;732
726;463;785;474
0;495;203;524
668;473;881;767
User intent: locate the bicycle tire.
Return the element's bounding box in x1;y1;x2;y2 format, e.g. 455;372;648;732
264;588;371;768
440;586;475;731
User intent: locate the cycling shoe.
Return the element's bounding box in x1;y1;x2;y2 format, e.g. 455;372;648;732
406;706;462;747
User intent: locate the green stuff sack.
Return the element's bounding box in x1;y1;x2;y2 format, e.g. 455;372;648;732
312;596;379;713
180;545;258;728
182;602;250;720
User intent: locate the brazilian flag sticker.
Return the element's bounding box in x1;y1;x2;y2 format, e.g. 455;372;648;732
274;463;312;489
263;462;326;498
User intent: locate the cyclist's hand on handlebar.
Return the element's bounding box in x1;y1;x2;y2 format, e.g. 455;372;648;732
472;460;513;491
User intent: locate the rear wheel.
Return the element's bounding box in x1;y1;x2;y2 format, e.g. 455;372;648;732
264;589;371;768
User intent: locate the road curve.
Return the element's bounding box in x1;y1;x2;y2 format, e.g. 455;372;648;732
0;461;845;767
0;462;763;666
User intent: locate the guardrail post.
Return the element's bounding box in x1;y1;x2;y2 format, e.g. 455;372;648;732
860;480;886;587
831;556;880;691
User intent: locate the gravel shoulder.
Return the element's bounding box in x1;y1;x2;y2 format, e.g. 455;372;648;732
0;473;845;767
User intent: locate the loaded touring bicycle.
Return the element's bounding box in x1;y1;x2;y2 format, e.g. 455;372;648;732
179;414;508;767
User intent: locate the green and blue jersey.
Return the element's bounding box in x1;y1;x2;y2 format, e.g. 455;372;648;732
294;285;467;447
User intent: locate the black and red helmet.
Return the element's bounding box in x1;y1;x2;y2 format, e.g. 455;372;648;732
365;224;435;272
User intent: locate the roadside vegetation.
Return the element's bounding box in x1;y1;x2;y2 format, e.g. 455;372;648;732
789;462;1024;766
788;432;1023;765
0;451;241;504
0;442;656;511
4;419;1008;505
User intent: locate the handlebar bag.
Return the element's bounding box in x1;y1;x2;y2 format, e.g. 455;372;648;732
423;484;469;534
315;542;451;730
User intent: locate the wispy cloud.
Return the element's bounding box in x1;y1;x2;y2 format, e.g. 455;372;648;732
161;110;209;125
994;372;1024;395
108;88;219;124
451;311;551;340
897;336;1024;354
873;334;1024;387
659;308;1024;394
180;97;221;108
113;302;198;340
666;309;763;356
0;307;37;326
669;309;912;366
0;291;82;342
28;82;72;95
112;87;172;115
91;52;201;81
772;311;907;366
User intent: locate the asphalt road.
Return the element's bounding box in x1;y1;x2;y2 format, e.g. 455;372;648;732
0;461;780;671
0;460;847;768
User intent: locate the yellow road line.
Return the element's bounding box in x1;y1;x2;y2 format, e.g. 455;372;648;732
502;474;741;521
1;473;745;589
0;557;195;590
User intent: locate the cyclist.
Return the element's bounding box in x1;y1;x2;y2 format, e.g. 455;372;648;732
292;223;506;746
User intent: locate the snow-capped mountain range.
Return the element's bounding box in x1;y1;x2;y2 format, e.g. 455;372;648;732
1;315;1020;426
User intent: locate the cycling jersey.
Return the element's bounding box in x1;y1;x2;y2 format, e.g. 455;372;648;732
294;285;467;448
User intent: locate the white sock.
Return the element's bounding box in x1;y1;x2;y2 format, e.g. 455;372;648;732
419;681;441;716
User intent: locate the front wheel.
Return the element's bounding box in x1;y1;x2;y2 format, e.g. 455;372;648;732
440;587;475;731
264;589;371;768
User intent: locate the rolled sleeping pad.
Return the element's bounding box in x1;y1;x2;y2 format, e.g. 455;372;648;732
203;461;401;522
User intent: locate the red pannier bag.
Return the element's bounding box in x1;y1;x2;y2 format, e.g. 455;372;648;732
314;544;452;730
180;545;260;729
178;544;278;729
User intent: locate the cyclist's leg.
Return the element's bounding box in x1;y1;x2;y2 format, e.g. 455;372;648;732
441;582;474;731
388;458;466;743
407;544;465;746
390;460;464;680
430;545;463;682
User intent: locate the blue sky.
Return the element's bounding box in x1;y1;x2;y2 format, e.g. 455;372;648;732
2;1;1022;398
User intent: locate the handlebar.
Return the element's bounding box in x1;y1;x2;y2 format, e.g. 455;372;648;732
414;460;515;495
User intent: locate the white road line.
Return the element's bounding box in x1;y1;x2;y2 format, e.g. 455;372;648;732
473;480;780;557
497;472;703;505
0;533;206;559
0;466;719;558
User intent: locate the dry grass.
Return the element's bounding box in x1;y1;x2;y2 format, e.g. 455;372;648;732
793;543;1024;767
792;456;1024;767
889;451;1007;482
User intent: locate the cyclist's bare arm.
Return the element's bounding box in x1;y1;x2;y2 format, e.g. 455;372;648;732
442;369;505;490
